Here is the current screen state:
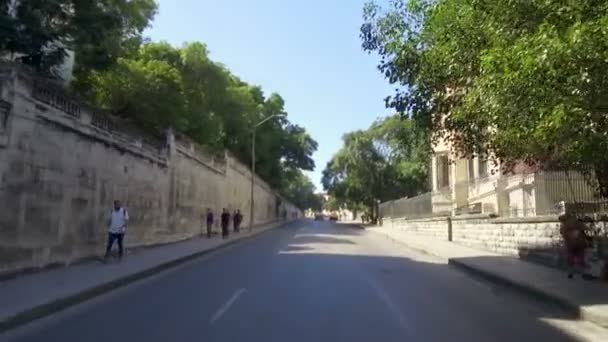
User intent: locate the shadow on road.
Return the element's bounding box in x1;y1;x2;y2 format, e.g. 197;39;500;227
291;235;355;245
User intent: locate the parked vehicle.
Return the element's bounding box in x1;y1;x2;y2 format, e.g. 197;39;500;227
314;213;324;221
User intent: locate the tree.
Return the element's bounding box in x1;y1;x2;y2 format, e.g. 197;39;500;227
1;0;68;73
88;41;319;205
310;193;326;212
324;196;341;212
89;56;186;132
2;2;318;208
1;0;157;78
281;124;318;171
361;0;608;196
322;115;429;222
280;168;321;211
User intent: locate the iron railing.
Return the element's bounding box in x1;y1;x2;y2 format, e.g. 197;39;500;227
381;171;608;220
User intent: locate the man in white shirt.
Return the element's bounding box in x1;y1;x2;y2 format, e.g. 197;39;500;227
104;200;129;261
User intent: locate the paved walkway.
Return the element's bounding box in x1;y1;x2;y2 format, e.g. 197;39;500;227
368;225;608;328
0;220;290;331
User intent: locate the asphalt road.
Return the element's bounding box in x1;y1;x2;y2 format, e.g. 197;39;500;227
1;220;602;342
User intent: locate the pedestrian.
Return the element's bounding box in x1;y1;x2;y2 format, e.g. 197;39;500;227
233;209;243;233
221;208;231;239
104;200;129;262
560;215;591;279
206;208;214;238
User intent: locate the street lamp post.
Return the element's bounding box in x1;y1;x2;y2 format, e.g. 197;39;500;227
249;113;285;232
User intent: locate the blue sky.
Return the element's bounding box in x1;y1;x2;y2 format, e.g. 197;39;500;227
146;0;394;189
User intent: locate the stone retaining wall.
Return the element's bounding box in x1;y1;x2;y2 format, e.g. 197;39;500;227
384;216;608;261
451;217;562;256
0;64;299;275
386;217;450;240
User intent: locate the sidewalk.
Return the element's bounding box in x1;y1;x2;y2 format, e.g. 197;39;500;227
368;225;608;328
0;220;291;332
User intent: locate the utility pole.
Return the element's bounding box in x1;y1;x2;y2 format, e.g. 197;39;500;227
249;113;286;232
249;129;256;232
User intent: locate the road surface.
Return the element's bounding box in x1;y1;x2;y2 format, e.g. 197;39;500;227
2;220;604;341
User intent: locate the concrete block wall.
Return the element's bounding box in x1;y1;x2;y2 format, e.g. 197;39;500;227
0;64;299;275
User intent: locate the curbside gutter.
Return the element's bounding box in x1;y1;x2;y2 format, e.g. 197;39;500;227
0;220;298;333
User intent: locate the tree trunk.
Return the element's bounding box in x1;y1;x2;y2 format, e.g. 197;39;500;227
370;201;378;224
595;162;608;199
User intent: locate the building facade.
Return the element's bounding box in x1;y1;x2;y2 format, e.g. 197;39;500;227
430;136;596;217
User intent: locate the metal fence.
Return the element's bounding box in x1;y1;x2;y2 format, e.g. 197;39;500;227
379;192;434;220
380;171;608;220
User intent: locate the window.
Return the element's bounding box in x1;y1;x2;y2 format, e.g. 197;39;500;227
478;158;488;178
436;155;450;189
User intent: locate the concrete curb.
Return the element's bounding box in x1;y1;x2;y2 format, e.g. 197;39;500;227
0;221;293;333
369;227;608;328
448;259;608;328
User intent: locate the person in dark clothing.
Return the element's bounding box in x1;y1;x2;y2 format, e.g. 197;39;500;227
221;208;231;239
233;209;243;233
206;208;214;238
560;215;591;278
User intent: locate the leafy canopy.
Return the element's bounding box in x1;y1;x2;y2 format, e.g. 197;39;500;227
88;41;318;205
361;0;608;195
322;115;429;219
1;0;157;78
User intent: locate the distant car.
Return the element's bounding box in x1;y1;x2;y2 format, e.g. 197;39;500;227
329;213;339;221
314;213;324;221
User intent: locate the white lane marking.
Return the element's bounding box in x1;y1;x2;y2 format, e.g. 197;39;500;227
364;275;414;336
209;288;247;324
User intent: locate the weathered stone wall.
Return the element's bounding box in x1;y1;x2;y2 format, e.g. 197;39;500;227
386;217;450;240
0;64;299;275
387;214;608;266
451;217;562;256
384;216;564;257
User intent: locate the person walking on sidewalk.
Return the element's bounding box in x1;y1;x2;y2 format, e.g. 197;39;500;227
206;208;214;238
233;209;243;233
104;200;129;262
221;208;231;239
560;215;592;279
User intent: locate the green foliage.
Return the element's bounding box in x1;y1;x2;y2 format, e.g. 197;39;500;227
0;0;68;74
1;0;157;77
361;0;608;195
311;194;326;212
281;124;318;171
2;1;318;209
324;196;341;212
322;115;429;220
281;168;322;211
88;41;318;208
90;57;185;132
